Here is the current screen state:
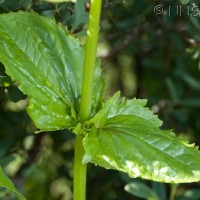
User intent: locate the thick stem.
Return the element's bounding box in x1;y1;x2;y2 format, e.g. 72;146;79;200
79;0;102;121
73;135;87;200
169;184;177;200
73;0;102;200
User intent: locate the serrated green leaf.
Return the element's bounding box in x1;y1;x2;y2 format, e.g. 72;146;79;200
0;166;26;200
0;12;104;131
87;92;162;128
124;182;159;200
83;95;200;183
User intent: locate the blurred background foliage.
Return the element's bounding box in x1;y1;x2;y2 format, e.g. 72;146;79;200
0;0;200;199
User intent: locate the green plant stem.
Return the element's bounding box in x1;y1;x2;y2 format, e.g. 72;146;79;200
79;0;102;121
73;134;87;200
73;0;102;200
169;184;177;200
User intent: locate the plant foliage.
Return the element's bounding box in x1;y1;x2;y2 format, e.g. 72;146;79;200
0;11;104;131
0;11;200;187
0;166;26;200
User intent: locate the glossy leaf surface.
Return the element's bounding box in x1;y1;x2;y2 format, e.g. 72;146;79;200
0;12;104;131
83;93;200;183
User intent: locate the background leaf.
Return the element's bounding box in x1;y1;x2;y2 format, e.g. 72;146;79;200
43;0;75;2
152;182;167;200
70;0;88;31
0;75;12;87
124;182;159;200
0;0;31;11
0;166;26;200
175;189;200;200
7;85;25;103
179;0;190;4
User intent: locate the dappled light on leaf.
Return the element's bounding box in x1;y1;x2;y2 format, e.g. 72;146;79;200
0;12;104;131
83;94;200;183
